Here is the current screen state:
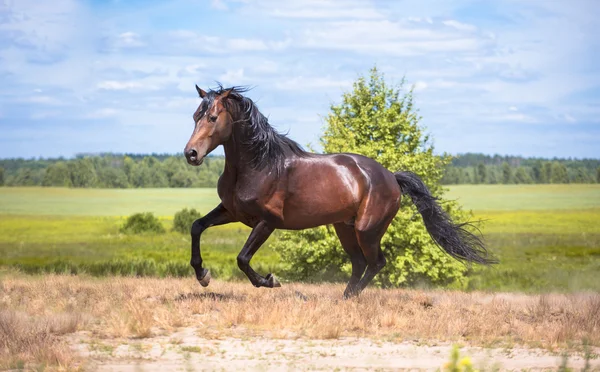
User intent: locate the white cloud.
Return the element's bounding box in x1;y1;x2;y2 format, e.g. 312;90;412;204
274;76;352;91
219;68;245;84
299;19;492;56
97;80;158;91
414;81;428;91
563;114;577;123
226;38;268;51
210;0;228;11
442;20;477;32
85;108;119;118
115;32;145;48
252;0;384;20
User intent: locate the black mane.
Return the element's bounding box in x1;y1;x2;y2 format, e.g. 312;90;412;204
205;84;308;173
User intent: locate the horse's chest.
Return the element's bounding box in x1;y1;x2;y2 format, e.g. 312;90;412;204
218;183;262;226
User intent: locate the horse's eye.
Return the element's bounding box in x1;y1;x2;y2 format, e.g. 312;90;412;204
209;115;218;122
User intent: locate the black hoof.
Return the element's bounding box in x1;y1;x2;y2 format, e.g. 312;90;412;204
343;290;359;299
197;269;211;287
265;273;281;288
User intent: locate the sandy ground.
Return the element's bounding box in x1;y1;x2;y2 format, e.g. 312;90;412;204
70;327;599;371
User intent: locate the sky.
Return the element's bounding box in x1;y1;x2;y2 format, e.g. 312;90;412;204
0;0;599;159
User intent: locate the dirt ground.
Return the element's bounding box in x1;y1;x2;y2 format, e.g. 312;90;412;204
70;328;599;371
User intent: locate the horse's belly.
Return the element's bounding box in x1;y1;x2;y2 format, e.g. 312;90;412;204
278;187;358;229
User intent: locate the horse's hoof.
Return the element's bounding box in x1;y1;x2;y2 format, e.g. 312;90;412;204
265;273;281;288
198;270;211;287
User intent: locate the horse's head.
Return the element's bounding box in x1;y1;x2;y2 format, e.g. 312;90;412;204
184;85;235;166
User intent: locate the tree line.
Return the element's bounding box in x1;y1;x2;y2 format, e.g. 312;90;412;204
0;152;598;188
0;154;225;188
441;153;600;184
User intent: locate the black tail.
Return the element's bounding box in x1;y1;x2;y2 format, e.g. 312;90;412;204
395;171;498;265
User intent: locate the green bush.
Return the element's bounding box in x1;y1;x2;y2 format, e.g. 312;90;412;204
120;212;165;234
172;208;203;234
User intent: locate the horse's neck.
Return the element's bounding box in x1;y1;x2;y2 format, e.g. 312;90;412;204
222;122;254;177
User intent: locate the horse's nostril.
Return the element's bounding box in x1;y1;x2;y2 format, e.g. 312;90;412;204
186;148;198;161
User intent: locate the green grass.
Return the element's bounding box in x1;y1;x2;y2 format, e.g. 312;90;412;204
0;214;279;281
0;187;221;216
0;185;599;292
444;184;600;211
467;209;600;292
2;185;598;216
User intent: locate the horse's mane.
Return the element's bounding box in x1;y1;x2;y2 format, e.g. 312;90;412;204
205;84;308;173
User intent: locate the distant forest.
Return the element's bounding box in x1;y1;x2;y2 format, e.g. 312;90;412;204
0;153;599;188
442;153;600;185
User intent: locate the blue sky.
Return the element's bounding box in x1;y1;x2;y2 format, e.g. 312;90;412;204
0;0;598;159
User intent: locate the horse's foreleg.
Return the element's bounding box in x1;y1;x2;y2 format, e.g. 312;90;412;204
237;221;279;288
191;203;235;287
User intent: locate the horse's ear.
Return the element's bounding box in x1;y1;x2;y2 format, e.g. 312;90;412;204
195;84;207;98
221;89;232;99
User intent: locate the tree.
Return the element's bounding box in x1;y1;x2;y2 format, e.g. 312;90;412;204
42;162;73;187
69;158;97;187
501;162;512;184
542;162;552;184
532;160;543;183
597;167;600;183
476;163;487;184
0;166;4;186
550;162;569;183
276;67;476;288
514;167;532;184
97;167;129;188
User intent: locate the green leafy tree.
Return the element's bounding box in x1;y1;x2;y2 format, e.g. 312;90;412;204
42;162;73;187
532;160;543;183
276;67;475;288
13;168;37;186
501;162;512;184
542;162;552;184
597;167;600;183
514;167;532;184
487;168;498;184
550;162;569;183
0;166;4;186
69;158;97;187
97;167;129;188
476;163;487;184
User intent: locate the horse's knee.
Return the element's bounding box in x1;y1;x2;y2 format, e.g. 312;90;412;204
237;255;249;270
191;219;207;236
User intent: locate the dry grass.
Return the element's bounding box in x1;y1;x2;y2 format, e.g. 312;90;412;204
0;310;82;370
1;273;599;369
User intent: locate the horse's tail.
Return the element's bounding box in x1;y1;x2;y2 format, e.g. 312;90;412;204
394;171;498;265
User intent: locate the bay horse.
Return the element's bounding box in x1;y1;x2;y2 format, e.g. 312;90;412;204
184;85;496;298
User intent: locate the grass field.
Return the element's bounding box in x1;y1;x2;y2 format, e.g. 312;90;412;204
444;184;600;211
2;184;599;215
0;185;599;292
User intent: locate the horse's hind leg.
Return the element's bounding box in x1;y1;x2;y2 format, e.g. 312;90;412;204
333;223;367;299
349;198;398;297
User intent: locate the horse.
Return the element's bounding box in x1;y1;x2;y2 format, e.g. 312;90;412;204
183;85;496;298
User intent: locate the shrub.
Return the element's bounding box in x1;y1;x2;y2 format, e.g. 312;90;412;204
120;212;165;234
172;208;203;234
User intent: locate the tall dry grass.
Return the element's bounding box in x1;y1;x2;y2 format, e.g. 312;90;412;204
1;273;599;369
